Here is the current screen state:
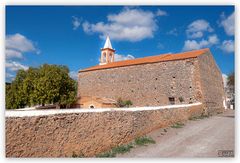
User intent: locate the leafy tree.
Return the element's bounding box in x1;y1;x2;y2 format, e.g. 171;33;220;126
5;64;77;109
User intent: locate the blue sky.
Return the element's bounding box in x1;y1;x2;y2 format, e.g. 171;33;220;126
6;6;234;82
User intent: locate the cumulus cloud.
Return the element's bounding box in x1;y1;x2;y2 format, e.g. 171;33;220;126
72;16;81;30
5;33;39;59
186;19;213;38
82;8;158;42
156;9;167;16
114;54;135;61
222;74;228;88
220;12;234;36
220;40;234;53
5;49;23;59
69;71;78;80
6;61;29;72
183;34;219;51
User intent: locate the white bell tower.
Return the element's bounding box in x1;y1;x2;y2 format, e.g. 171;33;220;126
100;36;115;65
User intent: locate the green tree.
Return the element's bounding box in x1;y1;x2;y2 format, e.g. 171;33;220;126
5;64;77;109
12;70;28;108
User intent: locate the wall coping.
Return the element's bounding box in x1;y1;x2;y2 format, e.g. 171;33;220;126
5;102;202;118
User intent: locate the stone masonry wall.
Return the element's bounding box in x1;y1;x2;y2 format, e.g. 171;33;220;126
196;52;225;114
6;104;203;157
78;58;200;107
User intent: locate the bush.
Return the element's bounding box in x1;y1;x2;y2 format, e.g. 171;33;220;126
171;122;185;128
117;98;133;108
178;97;184;103
125;100;133;107
134;136;156;146
96;144;134;158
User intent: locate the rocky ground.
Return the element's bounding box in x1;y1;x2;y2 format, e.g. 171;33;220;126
117;109;235;158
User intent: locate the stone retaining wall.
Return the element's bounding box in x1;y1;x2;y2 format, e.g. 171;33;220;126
6;104;203;157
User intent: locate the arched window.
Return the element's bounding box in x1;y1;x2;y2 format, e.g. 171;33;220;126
109;53;112;62
102;52;106;62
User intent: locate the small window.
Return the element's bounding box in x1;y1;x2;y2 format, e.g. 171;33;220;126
169;97;175;105
89;105;95;109
155;78;158;80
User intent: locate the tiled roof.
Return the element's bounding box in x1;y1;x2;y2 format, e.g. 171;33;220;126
80;48;209;72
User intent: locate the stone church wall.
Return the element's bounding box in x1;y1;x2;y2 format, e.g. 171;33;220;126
196;52;225;114
78;58;200;107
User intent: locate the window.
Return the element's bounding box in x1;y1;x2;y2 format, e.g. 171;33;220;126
102;53;106;62
109;53;112;62
169;97;175;105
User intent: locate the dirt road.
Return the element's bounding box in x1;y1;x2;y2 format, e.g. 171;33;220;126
118;109;235;157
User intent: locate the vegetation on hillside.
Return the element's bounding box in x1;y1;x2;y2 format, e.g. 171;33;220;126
6;64;77;109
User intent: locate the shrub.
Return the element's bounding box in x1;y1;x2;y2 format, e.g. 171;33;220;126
96;143;134;157
171;122;185;128
134;136;156;146
116;98;133;108
125;100;133;107
96;136;155;157
179;97;184;103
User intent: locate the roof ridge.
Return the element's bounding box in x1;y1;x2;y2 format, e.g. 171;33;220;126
79;48;210;72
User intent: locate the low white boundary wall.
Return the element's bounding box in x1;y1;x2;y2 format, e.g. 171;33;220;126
6;102;202;117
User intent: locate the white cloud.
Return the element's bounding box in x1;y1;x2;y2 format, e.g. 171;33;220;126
6;61;29;72
6;33;36;52
183;34;219;51
186;19;213;38
72;16;81;30
167;28;178;36
222;74;228;88
82;8;157;42
6;49;23;59
208;35;219;44
220;12;234;36
220;40;234;53
156;9;167;16
114;54;135;61
69;71;78;80
5;33;39;59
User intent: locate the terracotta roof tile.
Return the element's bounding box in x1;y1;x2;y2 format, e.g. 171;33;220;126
80;48;209;72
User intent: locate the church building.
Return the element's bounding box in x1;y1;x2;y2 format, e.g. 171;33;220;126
77;36;225;114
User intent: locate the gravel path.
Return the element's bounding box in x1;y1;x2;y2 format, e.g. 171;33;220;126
117;109;235;158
